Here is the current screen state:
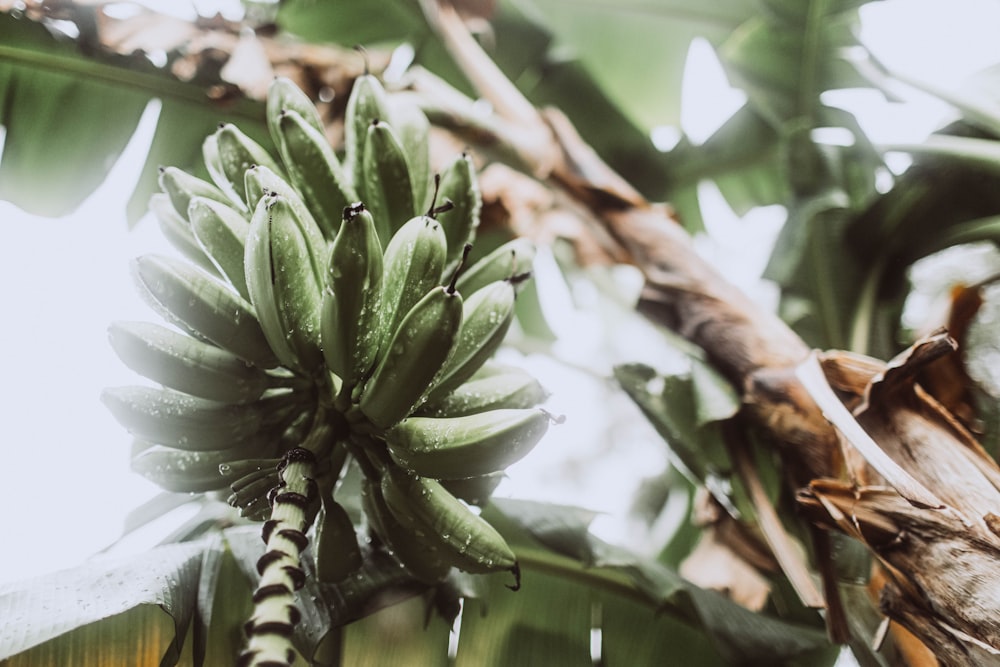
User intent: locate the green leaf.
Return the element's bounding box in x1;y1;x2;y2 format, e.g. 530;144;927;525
881;134;1000;174
681;585;834;665
483;499;833;664
689;358;741;425
764;190;861;349
0;14;147;216
613;362;735;482
341;595;452;667
600;593;725;666
522;0;757;131
663;0;882;233
455;569;592;667
1;606;190;667
277;0;424;46
119;492;202;539
0;541;204;665
862;59;1000;139
0;10;265;221
664;105;786;232
718;3;871;129
194;533;254;667
491;498;601;563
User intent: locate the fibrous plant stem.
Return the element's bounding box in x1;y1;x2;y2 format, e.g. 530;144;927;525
238;447;318;667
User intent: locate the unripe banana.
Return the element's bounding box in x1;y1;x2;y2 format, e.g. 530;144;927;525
436;153;481;269
205;123;284;208
188;196;251;300
344;73;392;190
220;456;281;481
387;96;432;214
361;120;415;246
361;478;451;584
376;215;447;356
266;76;325;142
131;443;266;493
243;164;317;231
359;284;463;430
101;385;297;451
108;320;274;404
417;362;548;418
158;165;233;218
380;467;518;578
320;203;383;389
274;109;356;240
245;194;327;375
228;470;280;520
225;460;285;520
385;408;550;479
422;279;516;405
148;193;220;277
131;254;279;368
456;238;536;297
313;494;363;583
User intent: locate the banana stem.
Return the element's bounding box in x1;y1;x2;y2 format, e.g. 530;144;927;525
238;448;318;667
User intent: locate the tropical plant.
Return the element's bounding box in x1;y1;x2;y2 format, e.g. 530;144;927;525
3;1;1000;665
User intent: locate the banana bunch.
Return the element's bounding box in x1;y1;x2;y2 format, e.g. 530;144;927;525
103;74;554;592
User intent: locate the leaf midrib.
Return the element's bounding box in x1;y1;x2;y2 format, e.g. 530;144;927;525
0;42;262;121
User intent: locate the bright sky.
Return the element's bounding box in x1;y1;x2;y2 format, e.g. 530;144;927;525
2;0;1000;590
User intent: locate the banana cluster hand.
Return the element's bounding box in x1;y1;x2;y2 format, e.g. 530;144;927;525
104;75;556;601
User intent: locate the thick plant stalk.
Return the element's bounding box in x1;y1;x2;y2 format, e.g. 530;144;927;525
238;447;317;667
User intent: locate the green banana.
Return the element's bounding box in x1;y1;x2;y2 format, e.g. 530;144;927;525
320;203;383;389
243;163;319;232
206;123;283;207
385;408;550;479
274;108;356;240
361;478;451;584
422;279;516;405
244;193;327;375
417;362;548;418
228;470;280;520
131;254;279;368
376;214;448;356
441;472;505;507
456;238;536;297
131;443;269;493
313;493;363;583
436;153;481;269
187;196;251;300
158;165;233;218
220;457;283;484
359;283;463;430
108;320;274;404
148;193;220;276
387;96;432;214
344;72;392;191
225;460;284;519
101;385;298;451
266;76;325;141
361;120;415;245
380;467;517;578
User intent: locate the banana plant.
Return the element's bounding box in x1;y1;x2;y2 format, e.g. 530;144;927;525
6;1;1000;666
